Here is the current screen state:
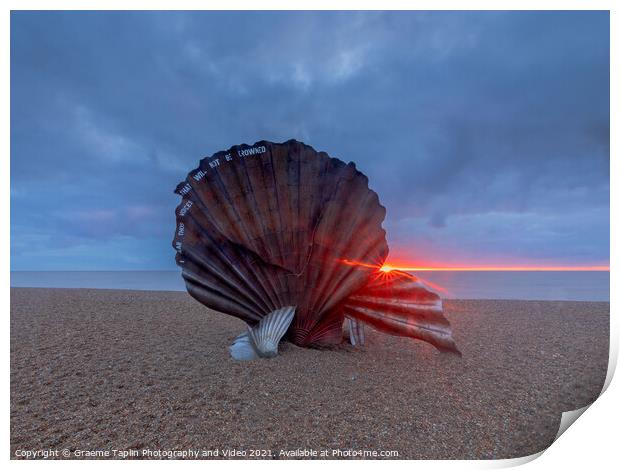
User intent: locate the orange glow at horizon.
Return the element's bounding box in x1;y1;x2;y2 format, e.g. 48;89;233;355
340;258;608;300
379;264;609;272
341;258;609;272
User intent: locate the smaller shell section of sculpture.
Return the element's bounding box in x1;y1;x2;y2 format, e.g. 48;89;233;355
342;269;461;355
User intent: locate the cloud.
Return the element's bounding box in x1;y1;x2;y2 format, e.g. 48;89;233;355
10;11;609;270
386;207;609;267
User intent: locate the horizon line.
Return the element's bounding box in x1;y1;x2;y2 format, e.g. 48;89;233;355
10;265;610;273
380;265;610;272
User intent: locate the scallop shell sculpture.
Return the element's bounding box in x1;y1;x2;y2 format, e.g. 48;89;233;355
173;139;460;360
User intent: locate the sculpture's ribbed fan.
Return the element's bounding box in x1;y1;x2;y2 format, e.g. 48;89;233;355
173;140;388;347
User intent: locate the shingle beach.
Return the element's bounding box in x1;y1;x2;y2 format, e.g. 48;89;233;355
10;288;609;459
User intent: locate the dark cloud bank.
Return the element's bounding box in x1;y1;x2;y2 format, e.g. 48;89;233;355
10;11;609;270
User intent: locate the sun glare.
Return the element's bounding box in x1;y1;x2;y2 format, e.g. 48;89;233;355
342;258;608;273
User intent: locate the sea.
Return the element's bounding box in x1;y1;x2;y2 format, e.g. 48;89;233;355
10;270;610;302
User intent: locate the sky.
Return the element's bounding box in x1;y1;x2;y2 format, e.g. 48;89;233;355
10;11;610;271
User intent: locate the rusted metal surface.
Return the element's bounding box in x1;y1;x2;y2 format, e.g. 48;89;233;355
173;139;460;354
173;139;388;346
